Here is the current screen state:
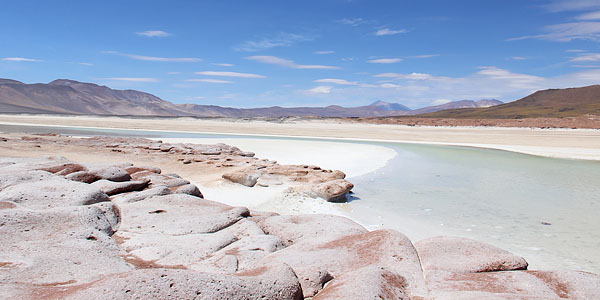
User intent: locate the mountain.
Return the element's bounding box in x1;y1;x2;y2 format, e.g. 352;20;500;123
408;99;503;115
419;86;600;118
369;101;411;111
0;79;193;116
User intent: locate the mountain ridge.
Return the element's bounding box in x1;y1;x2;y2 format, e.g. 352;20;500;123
0;78;506;117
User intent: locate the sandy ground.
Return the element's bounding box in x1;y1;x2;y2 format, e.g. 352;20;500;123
1;114;599;160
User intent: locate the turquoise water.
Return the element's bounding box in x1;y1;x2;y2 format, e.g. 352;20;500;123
1;124;599;273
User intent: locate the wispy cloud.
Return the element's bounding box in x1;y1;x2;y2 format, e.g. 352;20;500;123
543;0;600;12
374;72;434;80
167;71;181;75
306;86;332;94
195;71;266;78
570;52;600;61
2;57;41;62
103;77;159;82
567;49;586;52
104;51;201;62
508;22;600;42
235;33;312;52
336;18;366;26
246;55;341;69
577;10;600;20
375;28;407;36
185;78;232;83
510;56;528;60
314;78;357;85
136;30;171;37
78;62;94;66
211;63;234;67
411;54;440;59
315;50;335;55
368;58;403;64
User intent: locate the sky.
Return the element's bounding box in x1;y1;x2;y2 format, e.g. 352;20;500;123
2;0;600;108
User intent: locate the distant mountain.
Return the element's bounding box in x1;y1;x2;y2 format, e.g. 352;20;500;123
408;99;503;115
0;79;192;116
420;86;600;118
369;101;411;111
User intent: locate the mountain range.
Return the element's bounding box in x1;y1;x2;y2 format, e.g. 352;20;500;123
420;85;600;119
0;78;512;118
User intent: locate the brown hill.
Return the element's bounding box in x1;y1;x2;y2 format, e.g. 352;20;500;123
419;85;600;118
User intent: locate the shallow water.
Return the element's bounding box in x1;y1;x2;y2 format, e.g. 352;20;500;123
2;123;599;273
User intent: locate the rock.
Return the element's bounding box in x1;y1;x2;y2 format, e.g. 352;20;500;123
257;229;428;298
0;156;83;175
131;171;190;188
117;194;249;236
124;165;161;175
309;179;354;202
0;170;56;191
159;144;173;152
425;269;600;300
34;265;302;300
0;177;110;209
0;137;7;142
313;266;412;300
201;148;222;155
415;236;529;274
111;185;172;204
171;183;203;198
65;170;102;183
91;179;150;196
258;214;368;246
86;165;132;182
0;203;132;286
222;169;261;187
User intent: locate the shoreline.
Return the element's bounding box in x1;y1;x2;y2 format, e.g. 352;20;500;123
1;115;599;161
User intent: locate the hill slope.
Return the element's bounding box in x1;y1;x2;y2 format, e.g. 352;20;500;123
420;86;600;118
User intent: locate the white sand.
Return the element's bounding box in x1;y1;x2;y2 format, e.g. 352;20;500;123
159;137;398;178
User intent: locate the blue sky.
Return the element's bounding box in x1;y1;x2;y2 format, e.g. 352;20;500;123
2;0;600;108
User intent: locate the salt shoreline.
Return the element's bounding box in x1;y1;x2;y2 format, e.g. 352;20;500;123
1;116;599;161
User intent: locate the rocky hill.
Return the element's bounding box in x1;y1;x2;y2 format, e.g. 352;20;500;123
420;85;600;118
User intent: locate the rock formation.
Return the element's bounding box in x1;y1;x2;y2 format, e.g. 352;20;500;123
0;147;599;299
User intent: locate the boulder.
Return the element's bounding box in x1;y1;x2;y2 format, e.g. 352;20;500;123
415;236;528;274
91;179;150;196
124;165;161;175
308;179;354;202
171;183;203;198
32;265;302;300
257;229;428;298
222;169;261;187
258;214;368;246
425;269;600;300
0;177;109;209
0;170;56;191
131;171;190;188
0;204;131;286
110;186;172;204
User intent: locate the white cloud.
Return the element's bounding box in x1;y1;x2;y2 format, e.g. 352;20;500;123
411;54;440;58
336;18;366;26
104;77;159;82
186;78;232;83
374;72;434;80
195;71;266;78
375;28;407;36
78;62;93;66
314;78;357;85
570;52;600;61
567;49;586;52
544;0;600;12
136;30;171;37
2;57;41;62
246;55;341;69
235;33;312;52
104;51;201;62
167;71;181;75
307;86;332;94
508;22;600;42
510;56;528;60
368;58;403;64
315;50;335;55
380;83;402;88
211;63;234;67
577;10;600;20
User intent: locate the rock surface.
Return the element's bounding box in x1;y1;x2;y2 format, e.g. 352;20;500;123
0;152;598;300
